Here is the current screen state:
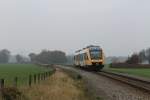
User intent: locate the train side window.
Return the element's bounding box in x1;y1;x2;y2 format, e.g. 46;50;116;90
77;55;79;61
80;54;82;61
80;54;83;61
82;54;84;61
83;54;85;60
83;53;85;60
78;54;80;61
76;55;77;61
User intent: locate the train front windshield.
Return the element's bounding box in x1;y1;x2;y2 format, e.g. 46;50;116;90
90;50;102;60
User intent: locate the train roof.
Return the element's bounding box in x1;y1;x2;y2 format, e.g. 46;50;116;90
86;45;100;48
75;45;101;53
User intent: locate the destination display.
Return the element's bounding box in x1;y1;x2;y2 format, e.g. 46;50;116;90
89;47;101;51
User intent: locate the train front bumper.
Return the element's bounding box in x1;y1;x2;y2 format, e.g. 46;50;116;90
91;60;103;65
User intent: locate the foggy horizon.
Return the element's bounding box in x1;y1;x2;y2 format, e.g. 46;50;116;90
0;0;150;56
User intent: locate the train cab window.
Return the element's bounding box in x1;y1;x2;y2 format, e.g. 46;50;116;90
90;50;102;60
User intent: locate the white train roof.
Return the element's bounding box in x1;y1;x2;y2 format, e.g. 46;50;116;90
75;45;101;55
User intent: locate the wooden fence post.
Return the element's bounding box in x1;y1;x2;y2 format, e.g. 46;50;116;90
41;73;43;80
29;75;32;87
48;71;51;76
14;77;18;87
0;79;4;88
46;72;48;78
43;73;45;80
34;74;36;84
45;72;48;78
44;73;46;80
38;73;40;83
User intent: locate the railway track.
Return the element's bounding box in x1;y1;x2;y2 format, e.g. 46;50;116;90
62;65;150;93
98;71;150;92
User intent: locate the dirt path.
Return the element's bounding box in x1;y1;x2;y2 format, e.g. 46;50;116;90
59;65;150;100
22;68;90;100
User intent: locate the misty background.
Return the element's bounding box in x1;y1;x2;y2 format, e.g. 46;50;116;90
0;0;150;58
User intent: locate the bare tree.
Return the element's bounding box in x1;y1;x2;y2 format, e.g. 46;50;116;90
15;54;24;64
126;53;140;64
0;49;10;63
146;48;150;64
29;53;37;63
139;50;146;63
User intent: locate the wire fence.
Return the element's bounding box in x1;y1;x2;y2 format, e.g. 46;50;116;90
0;68;55;88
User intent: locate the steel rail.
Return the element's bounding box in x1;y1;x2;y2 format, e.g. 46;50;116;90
98;71;150;92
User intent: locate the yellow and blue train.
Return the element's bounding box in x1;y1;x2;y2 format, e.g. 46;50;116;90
74;45;104;71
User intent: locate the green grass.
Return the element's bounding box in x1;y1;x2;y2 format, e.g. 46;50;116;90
0;64;53;86
106;68;150;78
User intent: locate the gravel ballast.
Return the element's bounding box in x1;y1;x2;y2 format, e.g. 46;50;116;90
59;66;150;100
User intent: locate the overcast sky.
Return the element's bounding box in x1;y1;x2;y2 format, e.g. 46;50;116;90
0;0;150;56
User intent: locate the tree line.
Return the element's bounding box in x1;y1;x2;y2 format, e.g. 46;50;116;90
0;49;67;64
0;49;30;64
126;48;150;64
29;50;67;64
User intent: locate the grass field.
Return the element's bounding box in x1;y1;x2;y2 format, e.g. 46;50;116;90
0;64;53;86
107;68;150;78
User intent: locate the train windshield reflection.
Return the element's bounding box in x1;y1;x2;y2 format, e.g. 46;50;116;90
90;50;102;60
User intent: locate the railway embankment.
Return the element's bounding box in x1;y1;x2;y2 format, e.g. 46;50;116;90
21;68;91;100
58;65;150;100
